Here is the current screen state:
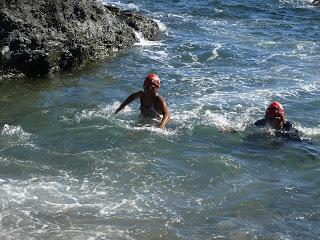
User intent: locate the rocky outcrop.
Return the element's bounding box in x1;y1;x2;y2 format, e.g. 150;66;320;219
0;0;160;76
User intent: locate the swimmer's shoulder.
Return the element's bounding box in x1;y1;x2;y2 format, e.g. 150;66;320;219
254;118;266;127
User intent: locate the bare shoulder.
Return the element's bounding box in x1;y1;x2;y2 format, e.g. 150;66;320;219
133;91;144;98
155;95;166;104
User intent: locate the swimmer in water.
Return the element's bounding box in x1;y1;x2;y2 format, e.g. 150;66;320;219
115;74;170;129
254;101;303;141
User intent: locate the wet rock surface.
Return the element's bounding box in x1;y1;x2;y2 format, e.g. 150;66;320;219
0;0;159;76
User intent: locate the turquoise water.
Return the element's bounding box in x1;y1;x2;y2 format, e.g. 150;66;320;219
1;0;320;239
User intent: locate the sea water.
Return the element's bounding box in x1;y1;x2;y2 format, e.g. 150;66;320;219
0;0;320;239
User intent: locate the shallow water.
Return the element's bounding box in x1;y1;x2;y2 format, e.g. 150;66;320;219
1;0;320;239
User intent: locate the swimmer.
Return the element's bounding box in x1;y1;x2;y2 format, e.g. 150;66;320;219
115;74;170;129
254;101;303;140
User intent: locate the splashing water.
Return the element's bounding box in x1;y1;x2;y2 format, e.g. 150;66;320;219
1;0;320;239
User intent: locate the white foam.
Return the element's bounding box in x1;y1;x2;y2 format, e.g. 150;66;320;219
73;102;125;122
279;0;313;7
207;44;222;61
168;74;316;134
169;97;262;133
166;13;192;22
99;198;142;216
296;125;320;136
168;105;203;131
202;110;248;132
1;124;37;147
102;0;140;11
0;180;29;205
141;49;170;62
1;124;31;139
129;124;177;136
72;101;176;135
297;80;320;93
153;19;167;32
256;41;278;48
190;53;199;62
133;31;163;46
0;178;7;183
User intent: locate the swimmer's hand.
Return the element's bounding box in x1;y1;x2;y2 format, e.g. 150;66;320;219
219;126;238;133
115;108;120;114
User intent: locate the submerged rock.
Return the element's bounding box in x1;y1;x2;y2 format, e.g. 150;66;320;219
0;0;160;76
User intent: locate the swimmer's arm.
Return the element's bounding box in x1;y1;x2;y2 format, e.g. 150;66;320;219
115;91;143;114
158;96;170;129
219;127;238;133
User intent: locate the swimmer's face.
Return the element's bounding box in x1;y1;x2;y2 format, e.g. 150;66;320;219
144;85;158;95
266;116;283;130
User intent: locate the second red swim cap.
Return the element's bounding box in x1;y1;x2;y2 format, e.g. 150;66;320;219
144;74;160;88
265;101;285;118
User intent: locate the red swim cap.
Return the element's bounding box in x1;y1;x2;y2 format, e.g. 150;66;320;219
265;101;285;118
144;74;160;88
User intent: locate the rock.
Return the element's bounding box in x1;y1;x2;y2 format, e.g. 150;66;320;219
0;0;160;76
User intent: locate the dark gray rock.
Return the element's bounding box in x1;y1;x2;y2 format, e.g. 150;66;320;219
0;0;160;76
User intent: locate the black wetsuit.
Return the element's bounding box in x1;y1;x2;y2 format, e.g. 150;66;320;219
254;119;303;141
